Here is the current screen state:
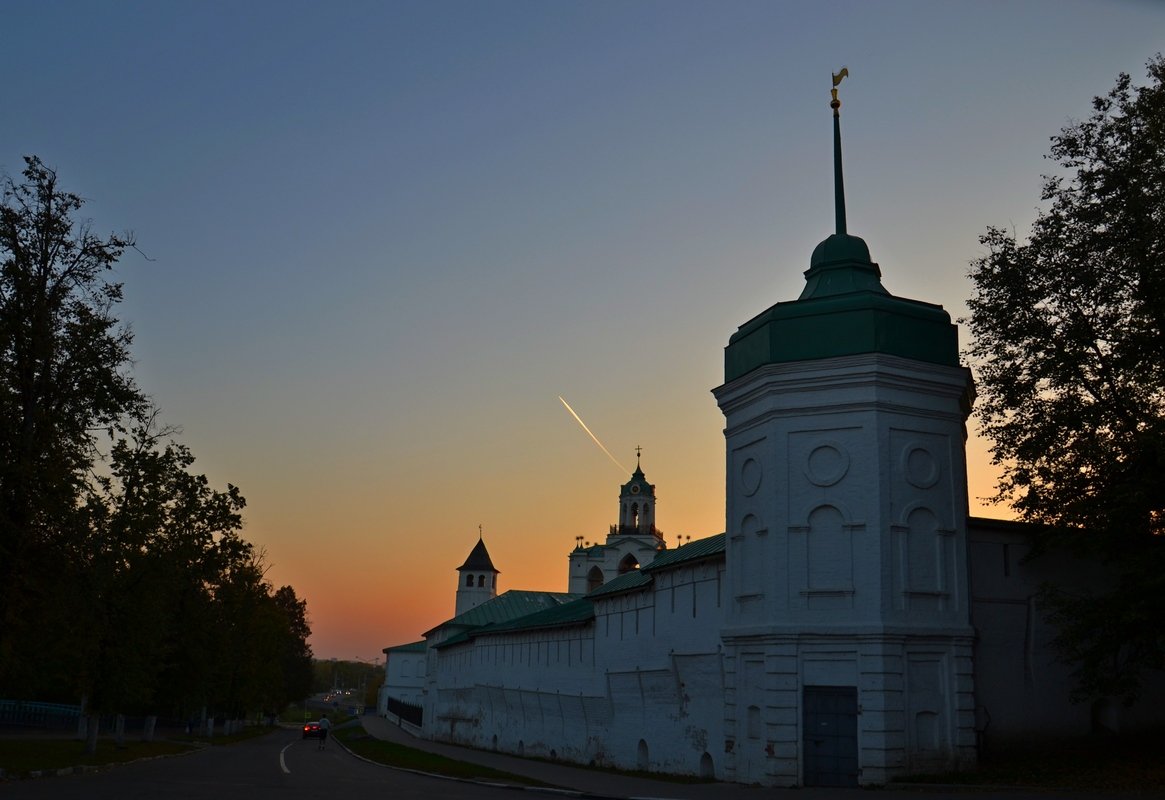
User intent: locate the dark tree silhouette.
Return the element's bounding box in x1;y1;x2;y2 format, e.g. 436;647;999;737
966;55;1165;703
0;156;145;690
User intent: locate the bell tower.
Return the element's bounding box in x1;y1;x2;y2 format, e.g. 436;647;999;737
455;530;499;616
617;447;657;536
568;450;667;594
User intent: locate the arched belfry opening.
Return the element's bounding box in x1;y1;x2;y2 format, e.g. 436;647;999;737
587;566;605;592
618;553;640;574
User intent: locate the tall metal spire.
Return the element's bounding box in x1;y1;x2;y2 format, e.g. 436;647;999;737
831;68;849;236
724;68;960;382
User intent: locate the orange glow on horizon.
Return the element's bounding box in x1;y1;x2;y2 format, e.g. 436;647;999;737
297;426;1012;661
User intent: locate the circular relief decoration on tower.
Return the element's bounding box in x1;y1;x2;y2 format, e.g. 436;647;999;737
741;457;762;496
904;445;939;488
806;443;849;487
630;484;641;494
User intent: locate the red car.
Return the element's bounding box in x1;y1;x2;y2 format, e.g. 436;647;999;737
302;721;323;739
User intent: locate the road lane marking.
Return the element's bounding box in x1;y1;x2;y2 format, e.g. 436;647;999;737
280;743;292;774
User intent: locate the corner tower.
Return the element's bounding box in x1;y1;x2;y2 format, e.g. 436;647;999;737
713;71;976;787
455;533;499;616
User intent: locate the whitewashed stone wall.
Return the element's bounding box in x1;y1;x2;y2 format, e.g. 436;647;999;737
378;647;426;714
426;558;728;777
969;519;1165;741
715;353;977;785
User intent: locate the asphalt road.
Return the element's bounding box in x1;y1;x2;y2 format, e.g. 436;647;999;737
2;728;516;800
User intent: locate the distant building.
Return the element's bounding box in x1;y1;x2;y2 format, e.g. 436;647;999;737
379;88;1165;786
377;640;427;714
567;459;665;594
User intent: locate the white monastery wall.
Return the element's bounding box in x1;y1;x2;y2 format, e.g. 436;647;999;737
592;561;724;671
427;558;728;777
379;649;426;710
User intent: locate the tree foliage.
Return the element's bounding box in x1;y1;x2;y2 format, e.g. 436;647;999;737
0;156;313;719
0;156;144;684
966;56;1165;703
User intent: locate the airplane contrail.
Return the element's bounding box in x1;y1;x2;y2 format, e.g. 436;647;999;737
558;396;629;474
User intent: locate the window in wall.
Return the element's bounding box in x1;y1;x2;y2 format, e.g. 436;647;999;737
807;505;852;591
747;705;762;739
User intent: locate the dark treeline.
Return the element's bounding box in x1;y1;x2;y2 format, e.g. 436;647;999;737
0;157;312;731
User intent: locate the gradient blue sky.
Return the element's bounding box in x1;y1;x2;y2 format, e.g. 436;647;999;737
3;0;1162;659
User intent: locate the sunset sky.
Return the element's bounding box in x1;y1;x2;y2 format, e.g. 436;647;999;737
3;1;1162;661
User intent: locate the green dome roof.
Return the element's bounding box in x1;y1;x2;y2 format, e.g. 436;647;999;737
810;232;872;269
801;233;887;299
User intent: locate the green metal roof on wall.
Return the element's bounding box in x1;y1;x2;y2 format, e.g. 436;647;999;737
587;569;653;598
642;533;725;573
587;535;726;599
425;589;579;638
476;597;595;636
384;640;426;654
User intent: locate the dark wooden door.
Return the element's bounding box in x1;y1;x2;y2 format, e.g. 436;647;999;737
802;685;859;787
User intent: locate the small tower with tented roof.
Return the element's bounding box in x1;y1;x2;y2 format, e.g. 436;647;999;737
455;531;499;616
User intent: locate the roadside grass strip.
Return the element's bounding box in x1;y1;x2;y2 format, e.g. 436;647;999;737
333;727;553;787
0;738;196;778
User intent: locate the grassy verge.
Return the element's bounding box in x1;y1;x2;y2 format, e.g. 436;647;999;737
0;738;196;777
0;724;283;778
333;727;554;787
279;703;313;725
894;729;1165;791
